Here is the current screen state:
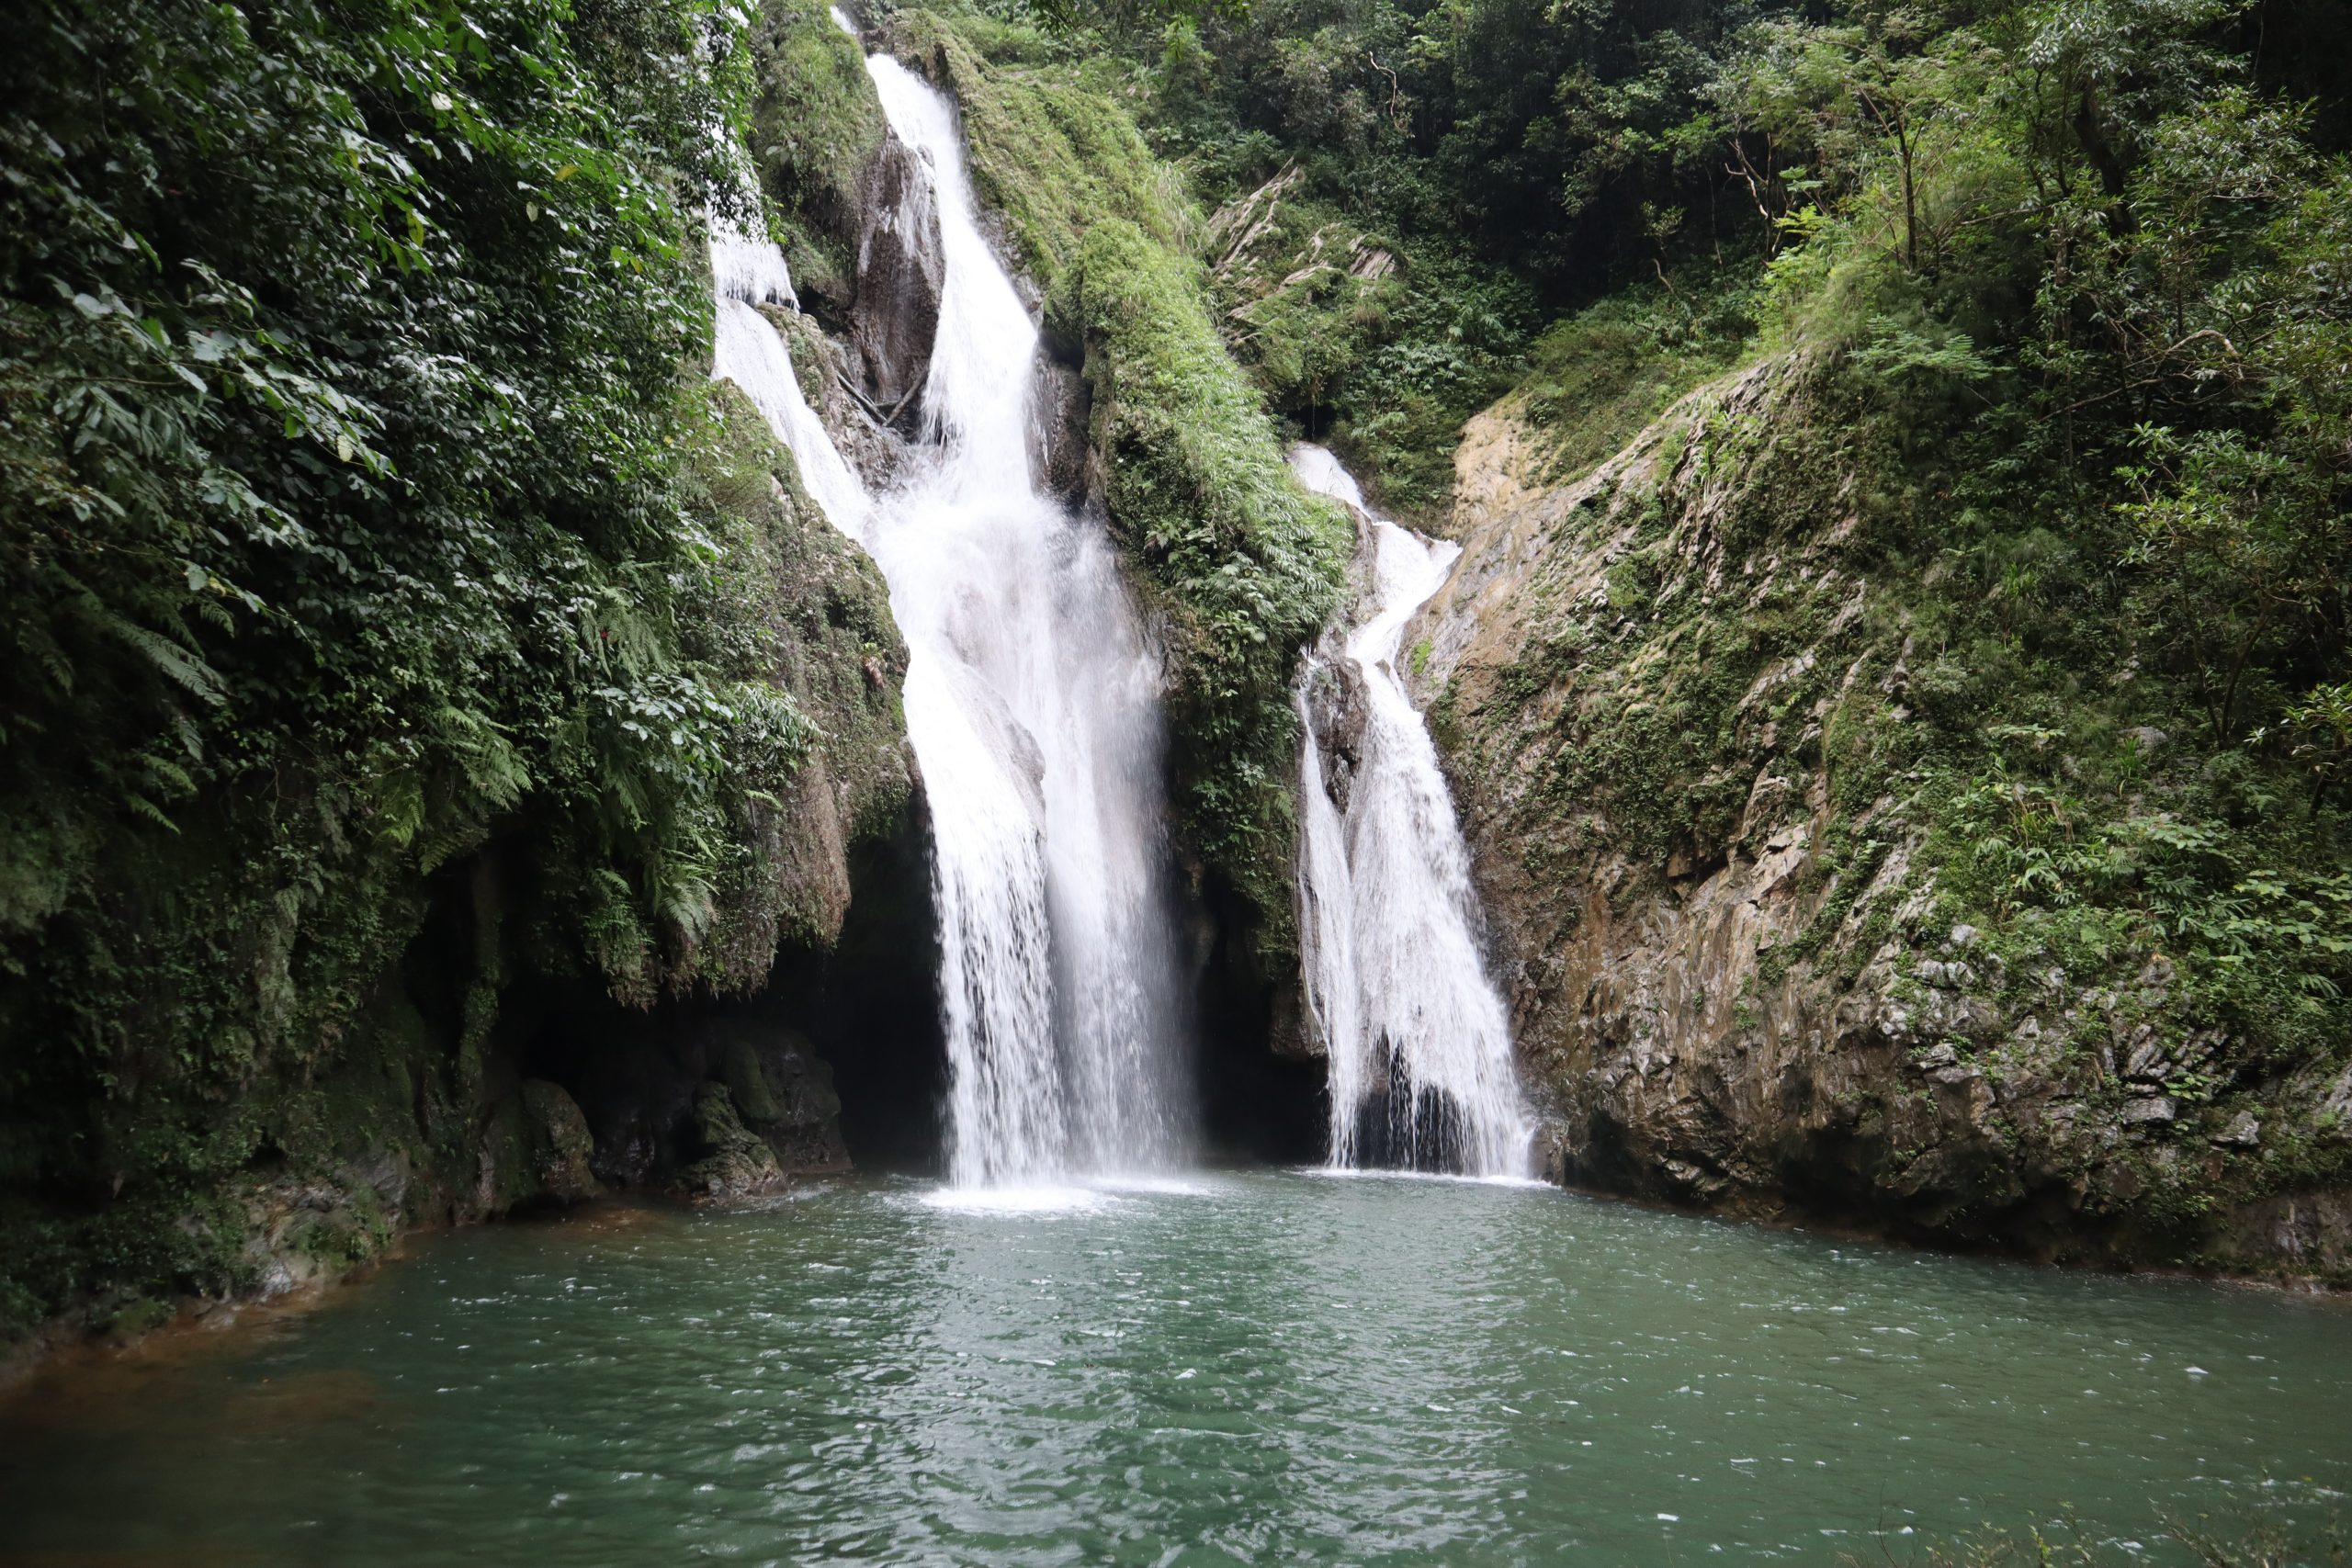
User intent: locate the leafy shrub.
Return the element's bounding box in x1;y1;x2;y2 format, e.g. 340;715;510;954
0;0;868;1328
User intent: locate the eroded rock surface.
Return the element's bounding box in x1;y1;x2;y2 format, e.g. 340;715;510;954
1028;355;1094;503
850;132;944;425
1410;360;2352;1282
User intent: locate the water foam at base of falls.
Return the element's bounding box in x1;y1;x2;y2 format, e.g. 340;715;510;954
1290;446;1533;1179
707;55;1189;1192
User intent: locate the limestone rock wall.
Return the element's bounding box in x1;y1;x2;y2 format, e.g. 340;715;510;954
1410;358;2352;1283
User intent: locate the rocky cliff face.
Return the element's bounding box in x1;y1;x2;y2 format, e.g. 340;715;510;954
1411;358;2352;1284
849;133;944;426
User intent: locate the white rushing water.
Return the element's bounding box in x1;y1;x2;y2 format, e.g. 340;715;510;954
1290;446;1532;1178
707;58;1188;1189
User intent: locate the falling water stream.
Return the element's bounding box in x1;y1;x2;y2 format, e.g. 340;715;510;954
713;39;1534;1186
709;51;1185;1190
2;48;2345;1568
1292;446;1533;1176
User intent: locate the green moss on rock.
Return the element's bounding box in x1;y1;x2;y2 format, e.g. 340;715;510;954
679;1083;786;1198
876;6;1185;295
720;1041;786;1127
1067;220;1350;942
750;0;887;303
522;1080;598;1204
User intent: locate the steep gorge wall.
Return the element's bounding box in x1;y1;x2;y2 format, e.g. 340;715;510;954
1412;358;2352;1282
0;0;932;1339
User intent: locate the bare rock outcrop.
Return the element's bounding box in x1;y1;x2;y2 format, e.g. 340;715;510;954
1028;355;1094;504
849;131;944;425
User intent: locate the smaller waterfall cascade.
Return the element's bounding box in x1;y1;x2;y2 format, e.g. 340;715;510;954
707;230;870;535
707;51;1188;1190
1291;446;1532;1177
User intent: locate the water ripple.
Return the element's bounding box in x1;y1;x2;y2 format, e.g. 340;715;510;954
2;1173;2346;1567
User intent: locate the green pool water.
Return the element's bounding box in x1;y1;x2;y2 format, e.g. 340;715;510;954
2;1170;2346;1566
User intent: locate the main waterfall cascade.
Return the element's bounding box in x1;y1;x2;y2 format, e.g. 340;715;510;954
1291;447;1534;1178
709;50;1189;1189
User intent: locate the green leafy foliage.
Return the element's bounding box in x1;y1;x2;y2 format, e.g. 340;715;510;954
1066;220;1350;926
0;0;887;1332
864;0;1351;947
1713;4;2352;1085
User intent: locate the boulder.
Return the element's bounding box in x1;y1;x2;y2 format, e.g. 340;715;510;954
522;1079;599;1203
679;1083;786;1199
731;1031;851;1175
849;132;944;424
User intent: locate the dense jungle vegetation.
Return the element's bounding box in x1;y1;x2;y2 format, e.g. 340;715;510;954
1026;0;2351;521
997;0;2352;1200
2;0;2348;1338
0;0;888;1333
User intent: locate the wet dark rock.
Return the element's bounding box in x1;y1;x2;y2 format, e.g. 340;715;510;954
1304;658;1369;815
345;1151;410;1212
850;132;944;425
721;1039;785;1125
2211;1188;2352;1276
724;1033;852;1174
567;1007;854;1191
522;1079;599;1203
680;1084;786;1199
1029;355;1094;503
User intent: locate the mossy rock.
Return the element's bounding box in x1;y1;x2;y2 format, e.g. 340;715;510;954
521;1080;598;1205
876;7;1186;295
751;0;887;305
680;1084;786;1199
719;1042;786;1127
92;1293;175;1343
1068;219;1351;952
480;1095;541;1216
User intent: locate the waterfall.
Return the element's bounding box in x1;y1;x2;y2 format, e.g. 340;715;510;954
705;128;869;534
1290;446;1532;1178
707;58;1188;1190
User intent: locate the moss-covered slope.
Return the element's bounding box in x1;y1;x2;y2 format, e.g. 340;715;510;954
864;2;1351;960
1417;355;2352;1281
